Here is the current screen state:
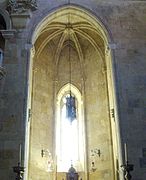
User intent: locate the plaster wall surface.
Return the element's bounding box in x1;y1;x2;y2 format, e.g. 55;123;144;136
28;45;54;179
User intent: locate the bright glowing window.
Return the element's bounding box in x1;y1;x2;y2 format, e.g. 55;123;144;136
56;84;85;172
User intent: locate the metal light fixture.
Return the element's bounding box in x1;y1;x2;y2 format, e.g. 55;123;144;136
65;0;76;124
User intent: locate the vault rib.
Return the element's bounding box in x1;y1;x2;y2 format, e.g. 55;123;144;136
72;32;85;80
75;29;104;60
73;23;103;38
40;24;66;35
54;31;67;80
36;29;63;57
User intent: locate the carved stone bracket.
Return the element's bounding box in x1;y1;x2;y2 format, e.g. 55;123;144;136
7;0;37;29
7;0;37;14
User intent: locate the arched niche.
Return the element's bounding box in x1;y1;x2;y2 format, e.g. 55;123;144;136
25;5;122;180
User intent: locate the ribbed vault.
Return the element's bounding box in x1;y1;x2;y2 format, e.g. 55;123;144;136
28;6;116;180
34;17;106;83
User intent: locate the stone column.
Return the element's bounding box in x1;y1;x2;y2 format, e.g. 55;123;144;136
0;29;29;180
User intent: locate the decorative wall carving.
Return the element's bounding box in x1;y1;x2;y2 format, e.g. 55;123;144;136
7;0;37;14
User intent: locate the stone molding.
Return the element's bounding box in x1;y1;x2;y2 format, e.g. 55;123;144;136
0;29;16;39
7;0;37;14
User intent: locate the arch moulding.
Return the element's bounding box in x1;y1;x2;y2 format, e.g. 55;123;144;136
24;4;124;180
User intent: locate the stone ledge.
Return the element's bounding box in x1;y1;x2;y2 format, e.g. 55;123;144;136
0;30;16;39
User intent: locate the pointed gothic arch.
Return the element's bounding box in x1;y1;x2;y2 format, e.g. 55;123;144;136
24;5;123;180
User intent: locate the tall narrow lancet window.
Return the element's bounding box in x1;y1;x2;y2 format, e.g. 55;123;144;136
55;1;86;172
56;84;85;172
61;92;78;162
